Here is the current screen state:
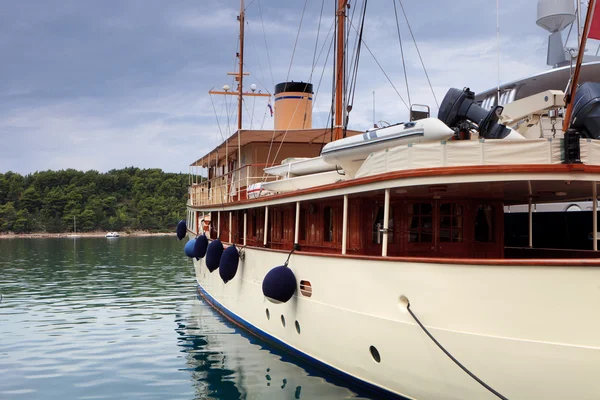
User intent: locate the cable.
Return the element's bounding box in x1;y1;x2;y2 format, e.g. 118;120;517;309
397;0;439;108
348;19;409;110
406;303;509;400
210;92;227;142
393;0;411;107
285;0;309;82
345;0;368;136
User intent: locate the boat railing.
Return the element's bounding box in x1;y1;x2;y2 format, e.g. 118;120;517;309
190;163;278;206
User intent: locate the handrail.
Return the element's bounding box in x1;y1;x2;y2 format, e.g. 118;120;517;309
189;163;279;206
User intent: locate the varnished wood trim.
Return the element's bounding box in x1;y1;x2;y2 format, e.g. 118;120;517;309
191;164;600;210
222;242;600;267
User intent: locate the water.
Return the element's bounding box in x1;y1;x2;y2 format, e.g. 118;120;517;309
0;237;372;400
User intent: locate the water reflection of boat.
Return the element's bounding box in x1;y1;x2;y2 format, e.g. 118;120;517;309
177;301;363;400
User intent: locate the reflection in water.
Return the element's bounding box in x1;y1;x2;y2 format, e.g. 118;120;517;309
0;237;372;400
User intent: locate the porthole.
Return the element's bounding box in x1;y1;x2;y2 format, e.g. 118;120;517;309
295;320;301;334
369;345;381;363
266;308;270;320
281;315;286;328
299;280;312;297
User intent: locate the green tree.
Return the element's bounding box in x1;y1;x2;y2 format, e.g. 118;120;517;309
0;202;17;231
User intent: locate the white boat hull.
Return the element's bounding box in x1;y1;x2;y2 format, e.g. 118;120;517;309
264;156;337;177
260;170;346;193
193;241;600;400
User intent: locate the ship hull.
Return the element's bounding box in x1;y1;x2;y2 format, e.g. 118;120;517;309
193;240;600;400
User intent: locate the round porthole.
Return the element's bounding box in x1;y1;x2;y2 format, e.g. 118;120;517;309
266;308;270;320
281;315;286;328
295;320;301;334
369;345;381;363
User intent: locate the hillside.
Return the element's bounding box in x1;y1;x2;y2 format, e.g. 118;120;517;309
0;167;190;233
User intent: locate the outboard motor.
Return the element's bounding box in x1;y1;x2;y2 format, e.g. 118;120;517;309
438;87;510;139
570;82;600;139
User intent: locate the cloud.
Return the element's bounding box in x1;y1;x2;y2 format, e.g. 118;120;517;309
0;0;565;176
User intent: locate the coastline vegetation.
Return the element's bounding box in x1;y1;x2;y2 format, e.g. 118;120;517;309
0;168;189;234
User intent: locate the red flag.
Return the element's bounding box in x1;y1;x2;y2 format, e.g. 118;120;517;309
590;2;600;40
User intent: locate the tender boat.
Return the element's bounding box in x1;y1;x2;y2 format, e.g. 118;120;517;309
321;118;455;177
263;156;337;178
183;1;600;399
105;232;120;238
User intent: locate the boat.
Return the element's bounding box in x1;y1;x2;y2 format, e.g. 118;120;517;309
183;1;600;399
105;232;120;238
263;156;337;178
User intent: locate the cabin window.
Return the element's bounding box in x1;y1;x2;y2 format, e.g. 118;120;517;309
408;203;433;243
251;210;257;238
299;209;306;241
278;210;284;241
439;203;463;243
475;204;495;242
323;206;333;242
237;211;244;244
372;205;394;244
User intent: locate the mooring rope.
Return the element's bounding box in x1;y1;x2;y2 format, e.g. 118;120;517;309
406;303;508;400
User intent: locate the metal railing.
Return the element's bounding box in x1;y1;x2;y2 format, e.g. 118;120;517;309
190;164;278;206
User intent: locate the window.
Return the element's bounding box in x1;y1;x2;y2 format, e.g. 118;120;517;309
299;209;306;241
251;210;257;238
475;204;495;242
439;203;463;242
279;210;284;241
323;206;333;242
372;205;393;244
408;203;433;243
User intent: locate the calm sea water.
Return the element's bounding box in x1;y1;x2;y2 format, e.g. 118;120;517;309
0;237;373;400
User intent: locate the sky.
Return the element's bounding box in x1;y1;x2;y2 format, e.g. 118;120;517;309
1;0;597;175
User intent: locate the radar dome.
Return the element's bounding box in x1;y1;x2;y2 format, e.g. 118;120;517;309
536;0;576;33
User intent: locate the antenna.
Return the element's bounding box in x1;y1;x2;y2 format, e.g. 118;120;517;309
372;90;376;128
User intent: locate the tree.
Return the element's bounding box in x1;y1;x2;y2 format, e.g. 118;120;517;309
0;202;17;231
21;186;42;212
13;210;32;233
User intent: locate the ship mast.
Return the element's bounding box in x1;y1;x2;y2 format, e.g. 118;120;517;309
209;0;269;131
237;0;245;130
334;0;348;140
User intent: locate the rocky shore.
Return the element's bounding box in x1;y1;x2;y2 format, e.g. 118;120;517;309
0;231;176;239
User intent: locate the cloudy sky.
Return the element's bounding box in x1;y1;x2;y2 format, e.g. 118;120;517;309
1;0;597;175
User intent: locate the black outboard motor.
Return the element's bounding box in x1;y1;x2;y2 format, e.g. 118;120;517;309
438;87;510;139
570;82;600;139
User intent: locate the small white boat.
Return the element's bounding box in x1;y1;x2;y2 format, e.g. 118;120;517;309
260;170;346;193
263;156;338;177
105;232;120;238
246;182;276;199
321;117;455;177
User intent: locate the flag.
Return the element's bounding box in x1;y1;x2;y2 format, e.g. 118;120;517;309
590;1;600;40
267;102;273;117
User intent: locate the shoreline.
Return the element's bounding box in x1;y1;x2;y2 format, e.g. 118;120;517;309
0;231;176;239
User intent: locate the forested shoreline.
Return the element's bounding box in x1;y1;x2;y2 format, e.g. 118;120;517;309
0;168;189;233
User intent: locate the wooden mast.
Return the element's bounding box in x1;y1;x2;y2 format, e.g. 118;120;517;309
208;0;269;183
562;0;597;131
208;0;269;130
238;0;245;131
334;0;348;140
